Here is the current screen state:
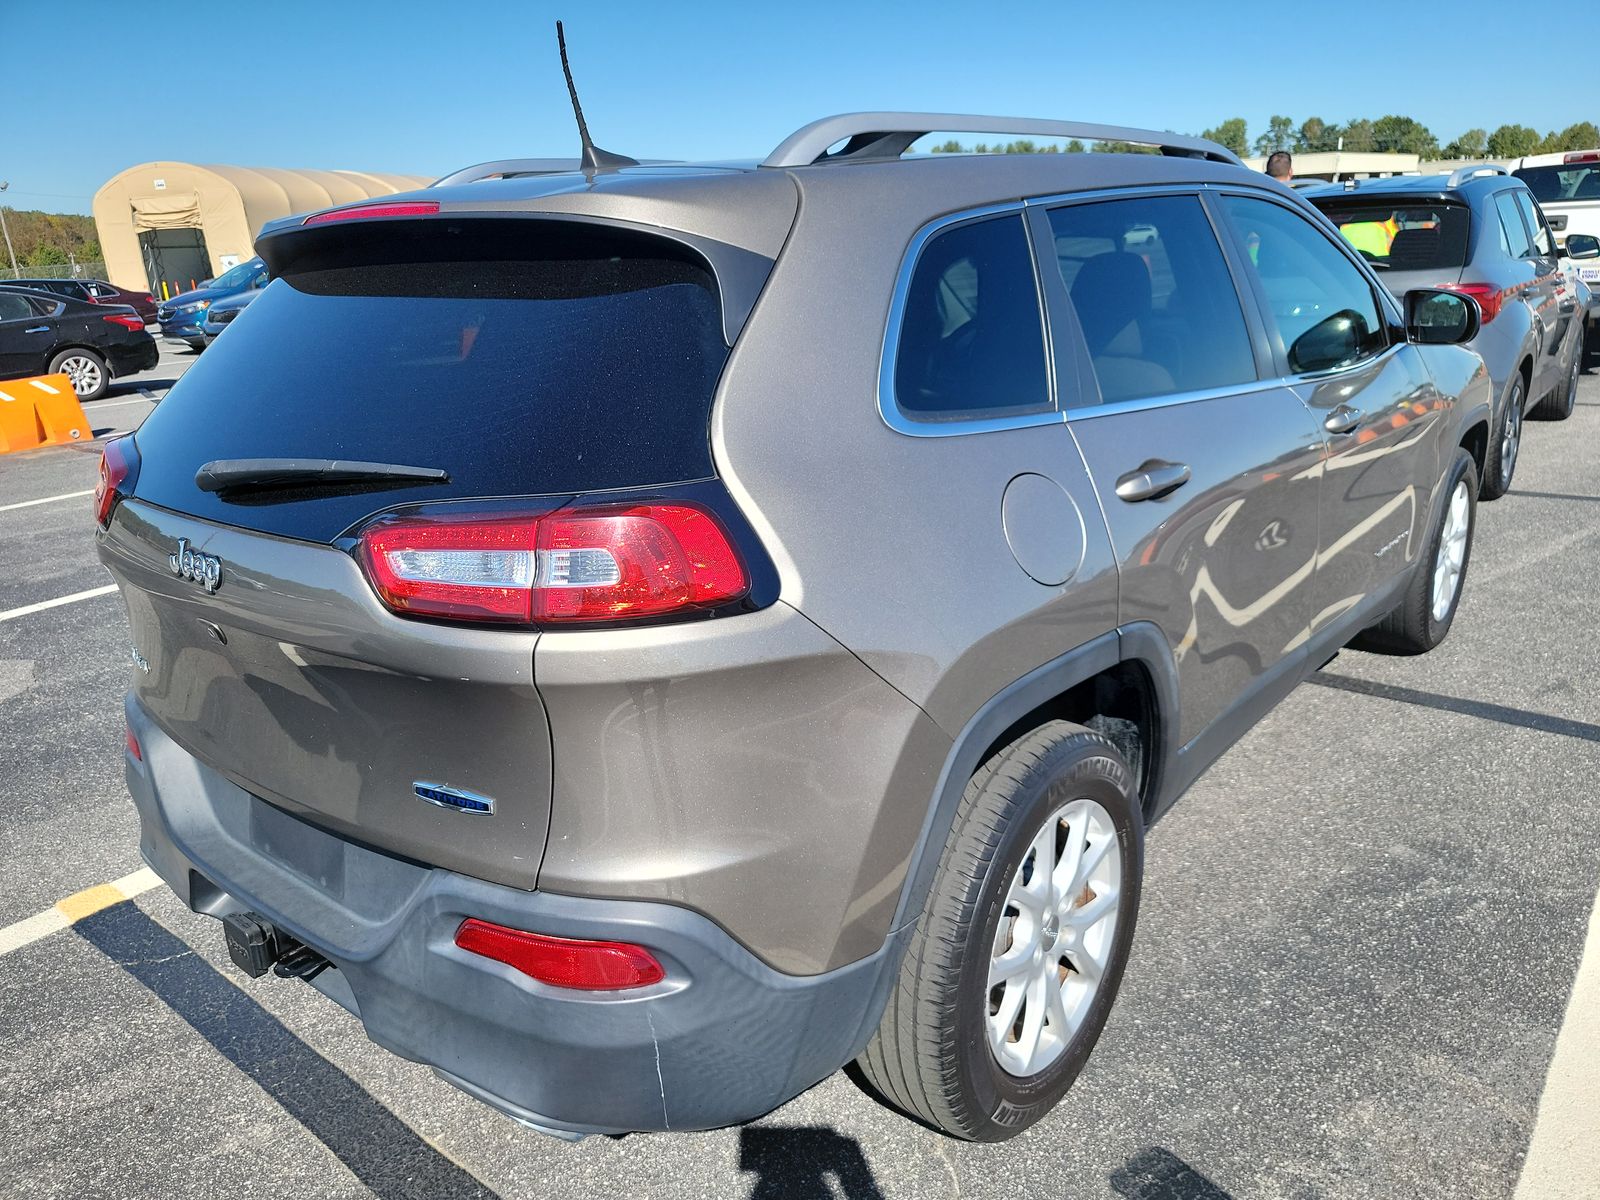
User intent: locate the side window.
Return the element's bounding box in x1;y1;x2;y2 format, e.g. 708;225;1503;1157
1513;191;1554;257
1218;195;1388;375
1047;194;1256;405
27;294;61;316
1494;192;1534;259
894;213;1051;420
0;293;34;321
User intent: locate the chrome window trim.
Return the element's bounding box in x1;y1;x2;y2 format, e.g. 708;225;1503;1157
878;202;1062;438
1062;376;1291;421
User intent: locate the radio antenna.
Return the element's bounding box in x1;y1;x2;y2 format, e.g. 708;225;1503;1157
556;21;637;174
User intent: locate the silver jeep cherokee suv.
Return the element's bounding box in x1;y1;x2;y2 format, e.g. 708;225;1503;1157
95;113;1493;1142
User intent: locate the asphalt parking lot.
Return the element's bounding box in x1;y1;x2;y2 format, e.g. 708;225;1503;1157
2;348;1597;1199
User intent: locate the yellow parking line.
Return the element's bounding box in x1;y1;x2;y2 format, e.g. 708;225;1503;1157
0;866;162;959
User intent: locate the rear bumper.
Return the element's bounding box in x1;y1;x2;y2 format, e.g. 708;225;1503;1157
123;697;901;1136
109;338;158;377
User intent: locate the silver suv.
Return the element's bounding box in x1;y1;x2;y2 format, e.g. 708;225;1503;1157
96;113;1492;1142
1305;167;1591;498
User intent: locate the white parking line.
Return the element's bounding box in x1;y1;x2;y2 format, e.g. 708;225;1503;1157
0;867;162;959
0;584;117;623
1515;886;1600;1199
0;489;94;514
86;396;158;412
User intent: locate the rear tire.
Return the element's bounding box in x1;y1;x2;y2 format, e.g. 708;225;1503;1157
856;722;1143;1140
48;348;108;402
1531;342;1580;421
1352;447;1477;655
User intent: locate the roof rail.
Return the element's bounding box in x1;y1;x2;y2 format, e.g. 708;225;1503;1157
1447;164;1509;188
431;159;583;187
761;113;1242;169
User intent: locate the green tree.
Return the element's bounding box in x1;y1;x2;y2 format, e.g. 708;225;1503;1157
1295;116;1340;153
931;139;964;153
25;243;69;267
1487;124;1542;158
1091;140;1158;155
1065;140;1085;153
1253;115;1295;156
1539;122;1600;153
1341;118;1376;152
1371;115;1438;156
1202;117;1248;156
1442;128;1488;158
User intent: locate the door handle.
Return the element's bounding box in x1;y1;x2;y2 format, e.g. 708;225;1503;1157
23;325;49;334
1323;404;1363;435
1115;459;1191;502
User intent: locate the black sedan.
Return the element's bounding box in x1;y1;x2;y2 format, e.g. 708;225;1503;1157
0;285;157;401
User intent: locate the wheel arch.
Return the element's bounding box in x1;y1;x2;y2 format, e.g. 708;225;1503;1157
888;624;1179;936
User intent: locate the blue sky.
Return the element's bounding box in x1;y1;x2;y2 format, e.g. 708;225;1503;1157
5;0;1594;215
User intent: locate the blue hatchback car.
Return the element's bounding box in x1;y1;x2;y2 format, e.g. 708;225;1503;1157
157;256;268;350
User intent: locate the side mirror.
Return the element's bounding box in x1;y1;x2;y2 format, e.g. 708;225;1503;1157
1405;288;1480;346
1566;233;1600;261
1288;309;1365;373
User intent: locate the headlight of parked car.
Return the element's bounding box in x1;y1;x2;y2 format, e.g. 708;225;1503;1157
177;300;212;315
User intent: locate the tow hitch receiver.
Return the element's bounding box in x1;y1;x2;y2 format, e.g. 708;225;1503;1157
223;912;334;982
222;912;283;977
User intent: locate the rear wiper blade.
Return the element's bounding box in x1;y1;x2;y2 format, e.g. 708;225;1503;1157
196;458;450;494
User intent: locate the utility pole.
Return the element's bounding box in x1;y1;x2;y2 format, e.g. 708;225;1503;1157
0;183;17;279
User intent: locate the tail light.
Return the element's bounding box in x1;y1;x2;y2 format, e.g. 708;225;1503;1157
1565;151;1600;164
357;502;749;626
304;200;440;226
102;313;145;331
1438;281;1502;324
95;436;140;527
125;725;143;762
455;919;665;990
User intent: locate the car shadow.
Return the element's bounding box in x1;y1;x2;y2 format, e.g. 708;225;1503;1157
737;1125;886;1199
75;901;499;1200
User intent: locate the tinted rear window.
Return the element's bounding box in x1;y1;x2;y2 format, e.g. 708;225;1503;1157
1318;201;1470;273
1514;163;1600;204
130;221;731;542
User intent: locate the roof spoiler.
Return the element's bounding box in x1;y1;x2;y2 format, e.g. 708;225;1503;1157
761;112;1242;168
1447;164;1509;188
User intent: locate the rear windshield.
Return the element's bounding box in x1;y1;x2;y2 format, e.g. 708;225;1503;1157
130;222;730;542
1318;201;1470;273
1514;163;1600;205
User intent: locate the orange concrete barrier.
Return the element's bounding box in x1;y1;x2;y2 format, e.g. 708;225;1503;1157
0;374;92;454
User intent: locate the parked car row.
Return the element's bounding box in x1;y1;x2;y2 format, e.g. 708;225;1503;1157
1303;165;1595;499
0;285;155;400
155;256;268;350
92;112;1539;1146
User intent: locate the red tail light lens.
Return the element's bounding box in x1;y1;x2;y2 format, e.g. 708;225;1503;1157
358;503;749;626
1565;151;1600;164
95;436;139;527
455;919;665;990
303;201;440;226
1438;281;1501;324
102;313;145;331
125;726;143;762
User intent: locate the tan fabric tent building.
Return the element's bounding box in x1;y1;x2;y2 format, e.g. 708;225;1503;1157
93;162;433;297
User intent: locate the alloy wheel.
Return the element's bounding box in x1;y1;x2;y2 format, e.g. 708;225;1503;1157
1431;479;1470;623
58;355;103;398
987;797;1121;1077
1501;384;1522;483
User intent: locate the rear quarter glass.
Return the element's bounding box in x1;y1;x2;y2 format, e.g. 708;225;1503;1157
128;222;733;543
